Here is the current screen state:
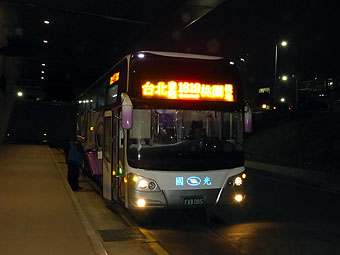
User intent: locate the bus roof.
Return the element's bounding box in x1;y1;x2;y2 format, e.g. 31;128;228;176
133;51;224;60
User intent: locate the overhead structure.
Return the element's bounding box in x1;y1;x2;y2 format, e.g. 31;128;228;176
0;0;227;101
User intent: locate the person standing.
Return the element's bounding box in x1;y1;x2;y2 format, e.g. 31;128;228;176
67;135;85;191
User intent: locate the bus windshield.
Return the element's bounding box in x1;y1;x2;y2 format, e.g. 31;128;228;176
128;109;244;171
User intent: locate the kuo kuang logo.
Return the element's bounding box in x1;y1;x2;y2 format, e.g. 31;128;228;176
187;176;201;186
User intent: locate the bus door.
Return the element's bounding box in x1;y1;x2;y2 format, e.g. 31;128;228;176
111;109;125;203
118;115;126;202
103;111;113;200
111;108;119;201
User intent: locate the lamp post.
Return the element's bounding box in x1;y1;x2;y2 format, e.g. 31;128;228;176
281;74;298;110
293;75;298;110
274;41;288;103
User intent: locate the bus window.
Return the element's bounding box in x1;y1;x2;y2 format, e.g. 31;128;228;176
104;117;112;162
222;112;243;152
97;83;106;109
129;109;151;144
106;85;118;105
127;109;244;171
152;110;177;144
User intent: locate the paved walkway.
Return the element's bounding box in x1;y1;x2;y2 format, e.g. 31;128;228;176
2;144;337;255
0;145;97;255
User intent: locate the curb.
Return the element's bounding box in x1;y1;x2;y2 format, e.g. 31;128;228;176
48;147;108;255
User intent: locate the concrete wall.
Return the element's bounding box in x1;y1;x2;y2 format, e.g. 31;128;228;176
0;91;14;144
6;100;77;147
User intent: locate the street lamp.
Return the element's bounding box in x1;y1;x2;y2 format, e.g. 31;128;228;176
274;41;288;103
281;74;298;109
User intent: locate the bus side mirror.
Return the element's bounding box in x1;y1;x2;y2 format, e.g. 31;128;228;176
121;93;133;129
244;105;252;133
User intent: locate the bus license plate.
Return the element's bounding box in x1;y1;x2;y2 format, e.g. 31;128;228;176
183;197;204;206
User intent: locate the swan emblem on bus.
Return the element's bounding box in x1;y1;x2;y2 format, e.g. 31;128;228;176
187;176;201;186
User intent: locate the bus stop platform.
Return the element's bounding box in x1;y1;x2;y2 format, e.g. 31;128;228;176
0;145;157;255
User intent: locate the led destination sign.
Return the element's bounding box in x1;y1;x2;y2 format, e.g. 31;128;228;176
141;81;234;102
109;72;120;85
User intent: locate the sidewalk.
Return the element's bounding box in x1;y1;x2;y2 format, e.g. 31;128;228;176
0;145;102;255
50;147;160;255
246;160;340;193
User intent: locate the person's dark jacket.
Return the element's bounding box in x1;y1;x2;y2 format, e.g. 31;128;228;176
67;143;85;166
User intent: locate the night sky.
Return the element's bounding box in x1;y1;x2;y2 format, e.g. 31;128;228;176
148;0;340;93
1;0;339;100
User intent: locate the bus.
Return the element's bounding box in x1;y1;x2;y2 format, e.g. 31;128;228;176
77;51;250;210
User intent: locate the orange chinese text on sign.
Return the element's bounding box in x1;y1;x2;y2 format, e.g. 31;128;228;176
141;81;234;102
110;72;120;85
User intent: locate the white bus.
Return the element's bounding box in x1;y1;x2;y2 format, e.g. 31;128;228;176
78;51;250;210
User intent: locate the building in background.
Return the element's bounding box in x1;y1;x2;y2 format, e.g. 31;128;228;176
300;77;340;111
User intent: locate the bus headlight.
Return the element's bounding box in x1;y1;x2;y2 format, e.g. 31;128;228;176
137;198;146;207
148;181;157;190
228;172;246;186
234;177;243;186
138;179;148;189
130;174;160;191
234;194;244;202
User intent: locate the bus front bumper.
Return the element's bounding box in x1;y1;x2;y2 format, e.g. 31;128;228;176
128;186;245;209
